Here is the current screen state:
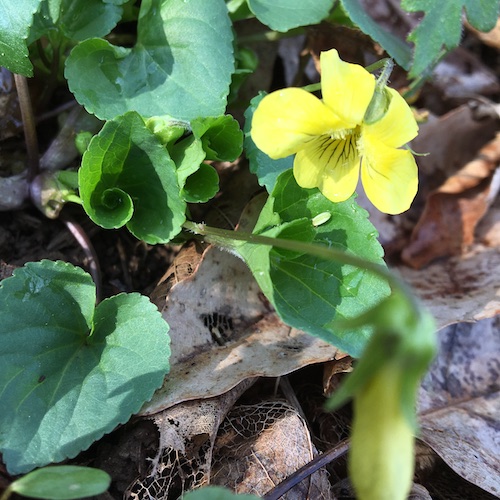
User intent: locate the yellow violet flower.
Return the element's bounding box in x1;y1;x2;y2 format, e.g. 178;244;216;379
251;49;419;214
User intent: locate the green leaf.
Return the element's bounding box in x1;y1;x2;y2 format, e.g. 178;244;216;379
169;135;207;187
0;0;42;75
11;465;111;500
30;0;127;42
243;93;293;193
191;115;243;162
65;0;234;121
402;0;500;76
0;260;170;474
183;486;260;500
247;0;335;32
79;111;186;244
181;163;219;203
237;171;390;357
339;0;412;70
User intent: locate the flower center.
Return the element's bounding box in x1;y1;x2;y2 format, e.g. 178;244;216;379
318;127;361;172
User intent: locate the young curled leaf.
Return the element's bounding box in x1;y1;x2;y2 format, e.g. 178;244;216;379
79;111;186;244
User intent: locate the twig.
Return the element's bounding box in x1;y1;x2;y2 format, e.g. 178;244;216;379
262;439;350;500
14;74;39;182
60;215;102;302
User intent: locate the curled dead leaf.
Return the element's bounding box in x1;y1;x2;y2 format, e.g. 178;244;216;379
402;132;500;269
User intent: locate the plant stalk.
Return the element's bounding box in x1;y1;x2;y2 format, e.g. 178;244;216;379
14;74;40;182
183;221;422;319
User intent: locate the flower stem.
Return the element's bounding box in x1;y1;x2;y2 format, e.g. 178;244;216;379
182;221;421;318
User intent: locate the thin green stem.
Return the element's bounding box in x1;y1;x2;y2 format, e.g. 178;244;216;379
14;74;39;182
182;221;421;318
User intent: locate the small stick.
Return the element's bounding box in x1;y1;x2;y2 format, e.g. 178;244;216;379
13;74;39;182
60;215;102;303
262;439;349;500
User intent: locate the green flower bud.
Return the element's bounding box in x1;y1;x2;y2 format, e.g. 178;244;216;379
350;362;414;500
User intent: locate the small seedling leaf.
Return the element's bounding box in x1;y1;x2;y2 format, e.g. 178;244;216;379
0;260;170;474
183;486;260;500
11;465;111;500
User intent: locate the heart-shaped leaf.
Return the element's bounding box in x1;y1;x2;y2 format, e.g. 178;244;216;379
0;260;170;474
237;171;390;357
65;0;234;121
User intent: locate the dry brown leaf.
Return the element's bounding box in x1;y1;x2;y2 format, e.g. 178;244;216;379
397;241;500;329
402;133;500;269
417;316;500;497
127;380;255;499
466;17;500;49
212;401;332;499
140;246;341;416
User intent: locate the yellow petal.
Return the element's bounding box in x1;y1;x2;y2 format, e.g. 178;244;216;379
361;139;418;214
321;49;376;128
251;88;343;159
363;88;418;148
294;134;360;203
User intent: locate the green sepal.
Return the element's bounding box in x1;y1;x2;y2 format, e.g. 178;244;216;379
326;290;436;428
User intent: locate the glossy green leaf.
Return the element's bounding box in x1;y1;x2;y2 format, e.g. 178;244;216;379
191;115;243;162
402;0;500;76
237;171;390;357
247;0;334;31
170;134;206;186
0;0;42;75
0;260;170;474
65;0;234;121
243;93;293;193
30;0;127;42
183;486;260;500
11;465;111;499
79;111;186;244
181;163;219;203
339;0;412;69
